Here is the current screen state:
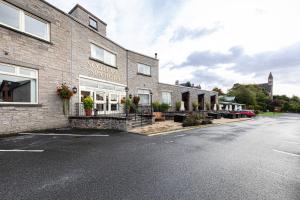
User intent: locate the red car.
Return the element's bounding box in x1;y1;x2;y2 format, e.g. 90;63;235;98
239;110;256;118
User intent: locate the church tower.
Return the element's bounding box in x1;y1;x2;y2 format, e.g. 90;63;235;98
268;72;273;100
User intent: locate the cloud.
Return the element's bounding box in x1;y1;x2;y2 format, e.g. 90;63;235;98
175;46;243;68
170;25;221;42
173;42;300;75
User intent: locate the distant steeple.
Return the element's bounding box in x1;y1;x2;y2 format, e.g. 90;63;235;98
268;72;273;85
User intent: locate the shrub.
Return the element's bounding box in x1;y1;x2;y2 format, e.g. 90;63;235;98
160;103;170;112
192;101;198;111
182;113;203;127
83;96;93;110
132;96;140;106
152;101;161;112
175;101;181;111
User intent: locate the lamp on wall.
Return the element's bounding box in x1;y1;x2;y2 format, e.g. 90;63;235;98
72;86;78;94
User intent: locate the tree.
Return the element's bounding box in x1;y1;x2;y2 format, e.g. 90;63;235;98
212;87;225;96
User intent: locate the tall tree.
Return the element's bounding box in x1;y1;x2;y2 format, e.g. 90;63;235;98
212;87;225;96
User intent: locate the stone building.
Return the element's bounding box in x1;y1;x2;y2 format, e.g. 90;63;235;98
0;0;217;135
258;72;273;100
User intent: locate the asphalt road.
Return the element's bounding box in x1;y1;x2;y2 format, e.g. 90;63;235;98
0;114;299;200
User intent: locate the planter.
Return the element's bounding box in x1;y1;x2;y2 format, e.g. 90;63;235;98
85;109;93;116
153;112;165;121
62;99;70;115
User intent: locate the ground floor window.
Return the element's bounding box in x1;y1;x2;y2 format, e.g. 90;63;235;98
162;92;171;105
0;64;37;103
138;89;150;105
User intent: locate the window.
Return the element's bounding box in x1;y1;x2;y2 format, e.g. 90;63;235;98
162;92;171;105
91;44;117;67
0;64;38;104
0;1;20;29
138;63;151;76
25;14;49;40
0;0;49;41
89;18;97;30
138;89;150;105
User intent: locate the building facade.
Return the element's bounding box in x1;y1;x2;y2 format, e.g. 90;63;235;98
0;0;217;135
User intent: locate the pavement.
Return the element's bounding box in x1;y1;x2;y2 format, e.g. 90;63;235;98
0;114;299;200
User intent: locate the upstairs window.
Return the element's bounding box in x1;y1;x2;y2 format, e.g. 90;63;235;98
0;0;50;41
138;63;151;76
0;0;19;29
91;44;117;67
89;18;98;30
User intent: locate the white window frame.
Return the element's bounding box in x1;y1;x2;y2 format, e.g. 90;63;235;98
0;64;39;104
137;89;151;106
161;91;172;106
90;44;117;68
138;63;151;76
0;0;50;41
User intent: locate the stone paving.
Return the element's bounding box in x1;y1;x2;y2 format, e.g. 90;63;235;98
130;118;252;135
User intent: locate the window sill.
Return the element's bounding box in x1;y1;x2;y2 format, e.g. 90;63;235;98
137;72;152;77
89;57;118;69
0;104;42;107
0;24;52;45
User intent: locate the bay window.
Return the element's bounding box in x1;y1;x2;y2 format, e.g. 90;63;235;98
162;92;172;105
91;44;117;67
138;63;151;76
138;89;150;105
0;0;50;41
0;64;38;104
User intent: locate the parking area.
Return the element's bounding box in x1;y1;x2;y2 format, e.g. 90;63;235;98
0;114;299;200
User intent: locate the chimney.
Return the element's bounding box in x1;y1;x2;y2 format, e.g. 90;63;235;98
175;80;179;85
155;53;158;59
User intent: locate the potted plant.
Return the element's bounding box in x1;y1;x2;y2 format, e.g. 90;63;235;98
56;83;74;115
175;101;181;112
192;101;199;111
83;96;94;116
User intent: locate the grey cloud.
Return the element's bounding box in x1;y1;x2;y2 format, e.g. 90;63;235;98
175;46;243;68
174;42;300;76
170;25;221;42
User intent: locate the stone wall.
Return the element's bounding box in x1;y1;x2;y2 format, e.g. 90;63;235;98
69;116;127;131
127;51;159;102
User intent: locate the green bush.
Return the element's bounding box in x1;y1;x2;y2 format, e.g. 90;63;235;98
182;114;204;127
152;101;161;112
192;101;198;111
160;103;170;112
175;101;181;111
83;96;93;110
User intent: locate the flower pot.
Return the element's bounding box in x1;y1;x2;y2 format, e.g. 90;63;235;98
85;109;92;116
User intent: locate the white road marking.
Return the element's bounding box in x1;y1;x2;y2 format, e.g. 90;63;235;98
0;149;44;152
272;149;300;157
285;141;300;145
164;141;174;144
19;133;109;137
174;134;186;137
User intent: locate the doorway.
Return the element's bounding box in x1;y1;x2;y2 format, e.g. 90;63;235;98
182;92;190;111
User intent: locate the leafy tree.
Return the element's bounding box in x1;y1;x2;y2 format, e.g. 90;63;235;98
212;87;225;96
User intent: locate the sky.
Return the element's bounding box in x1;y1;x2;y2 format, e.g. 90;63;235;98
46;0;300;97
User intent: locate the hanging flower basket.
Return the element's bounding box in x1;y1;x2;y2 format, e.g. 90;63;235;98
56;83;74;115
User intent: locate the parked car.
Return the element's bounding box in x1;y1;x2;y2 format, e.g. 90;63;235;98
239;110;256;118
